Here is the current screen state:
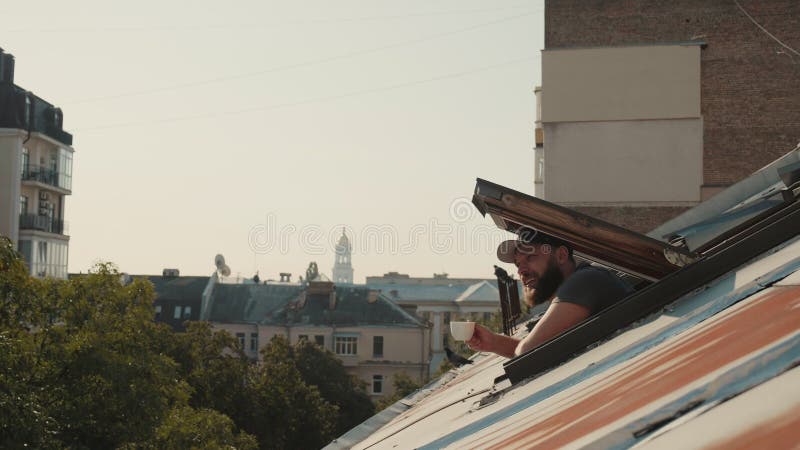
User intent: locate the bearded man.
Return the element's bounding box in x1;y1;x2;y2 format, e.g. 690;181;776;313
468;228;633;358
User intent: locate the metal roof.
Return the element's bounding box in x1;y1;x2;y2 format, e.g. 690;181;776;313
367;282;499;305
454;281;500;304
329;150;800;449
335;238;800;449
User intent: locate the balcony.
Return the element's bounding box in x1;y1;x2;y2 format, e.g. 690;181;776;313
19;214;67;235
21;164;71;191
22;164;57;186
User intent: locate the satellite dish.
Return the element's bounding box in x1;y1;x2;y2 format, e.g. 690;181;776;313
215;254;231;278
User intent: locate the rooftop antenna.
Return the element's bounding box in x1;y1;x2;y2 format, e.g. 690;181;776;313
215;254;231;279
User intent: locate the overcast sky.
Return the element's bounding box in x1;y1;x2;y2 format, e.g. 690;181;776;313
4;0;544;282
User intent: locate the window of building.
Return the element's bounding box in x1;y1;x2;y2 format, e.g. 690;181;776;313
154;305;162;320
17;240;32;269
58;149;73;191
442;333;449;349
19;196;27;216
28;240;67;279
250;333;258;352
314;335;324;346
372;375;383;395
236;333;245;349
173;305;182;320
334;336;358;355
37;241;48;277
298;334;308;343
443;312;451;324
373;336;384;358
182;306;192;319
21;148;29;177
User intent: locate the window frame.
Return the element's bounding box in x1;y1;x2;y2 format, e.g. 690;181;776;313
372;374;384;395
235;332;246;350
334;336;358;356
250;333;258;352
372;336;384;358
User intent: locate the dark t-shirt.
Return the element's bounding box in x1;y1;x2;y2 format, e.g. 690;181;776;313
555;262;634;313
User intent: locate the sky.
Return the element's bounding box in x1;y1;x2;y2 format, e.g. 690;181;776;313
3;0;545;282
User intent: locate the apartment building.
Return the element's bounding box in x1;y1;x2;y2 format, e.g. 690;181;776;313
0;47;74;279
535;0;800;233
201;277;431;398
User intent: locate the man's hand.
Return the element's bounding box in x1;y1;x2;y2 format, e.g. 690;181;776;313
466;324;495;352
466;324;520;358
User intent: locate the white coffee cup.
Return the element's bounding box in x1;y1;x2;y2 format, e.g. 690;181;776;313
450;321;476;341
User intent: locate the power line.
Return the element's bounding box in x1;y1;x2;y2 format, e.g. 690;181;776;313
76;56;537;132
733;0;800;57
64;9;540;105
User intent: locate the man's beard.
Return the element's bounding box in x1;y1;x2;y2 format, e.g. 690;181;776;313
531;258;564;305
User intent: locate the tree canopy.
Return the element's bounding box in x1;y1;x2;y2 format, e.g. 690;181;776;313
0;237;374;449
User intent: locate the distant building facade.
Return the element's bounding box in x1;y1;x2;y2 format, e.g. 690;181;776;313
536;0;800;233
366;272;500;374
200;277;431;398
143;271;208;331
0;47;74;279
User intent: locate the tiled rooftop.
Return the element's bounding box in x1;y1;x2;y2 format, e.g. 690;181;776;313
205;283;426;328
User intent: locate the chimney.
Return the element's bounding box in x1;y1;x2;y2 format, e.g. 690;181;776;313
162;268;180;278
279;272;292;282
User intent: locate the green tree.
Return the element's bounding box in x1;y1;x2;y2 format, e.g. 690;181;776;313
0;237;59;448
293;340;375;435
141;406;258;450
0;238;191;448
243;335;337;449
0;237;368;449
51;264;191;448
166;322;252;414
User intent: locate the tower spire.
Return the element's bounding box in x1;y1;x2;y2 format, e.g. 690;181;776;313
332;228;354;284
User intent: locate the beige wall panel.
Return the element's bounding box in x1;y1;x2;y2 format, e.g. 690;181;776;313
543;119;702;203
542;45;700;123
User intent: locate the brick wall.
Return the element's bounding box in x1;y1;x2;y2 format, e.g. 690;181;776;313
572;206;690;234
545;0;800;231
546;0;800;187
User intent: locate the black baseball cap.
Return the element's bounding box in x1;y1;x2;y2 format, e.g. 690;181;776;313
496;228;571;264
